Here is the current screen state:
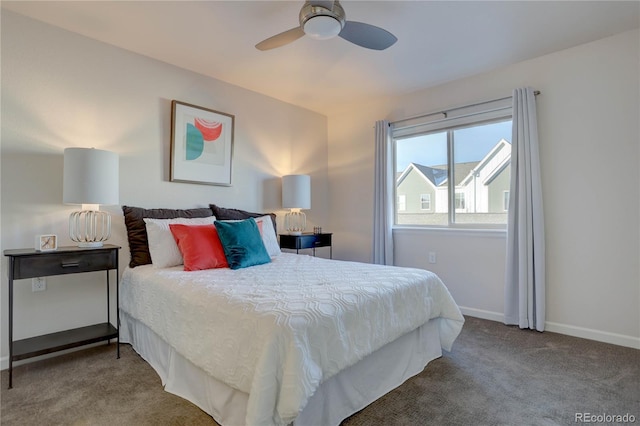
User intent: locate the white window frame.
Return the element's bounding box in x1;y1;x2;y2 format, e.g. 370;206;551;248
392;99;512;229
398;194;406;212
455;191;466;211
420;193;431;211
503;190;510;211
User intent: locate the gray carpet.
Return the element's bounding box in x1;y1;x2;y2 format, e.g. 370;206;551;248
1;317;638;425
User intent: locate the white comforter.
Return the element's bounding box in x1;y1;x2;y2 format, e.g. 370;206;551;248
120;253;464;425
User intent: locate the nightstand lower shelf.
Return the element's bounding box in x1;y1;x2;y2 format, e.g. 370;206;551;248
13;323;118;361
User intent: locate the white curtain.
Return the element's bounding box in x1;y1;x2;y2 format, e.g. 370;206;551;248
372;120;394;265
504;87;546;331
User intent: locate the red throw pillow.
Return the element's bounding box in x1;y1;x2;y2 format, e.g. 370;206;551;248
169;224;229;271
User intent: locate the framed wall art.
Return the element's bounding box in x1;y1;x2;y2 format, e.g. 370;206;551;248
170;100;235;186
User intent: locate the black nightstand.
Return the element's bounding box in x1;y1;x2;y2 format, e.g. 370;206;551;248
3;244;120;389
279;233;332;258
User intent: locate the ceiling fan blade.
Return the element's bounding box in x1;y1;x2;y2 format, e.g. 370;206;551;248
256;27;305;51
339;21;397;50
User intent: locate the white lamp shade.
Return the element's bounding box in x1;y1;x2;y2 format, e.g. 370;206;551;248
63;148;119;205
282;174;311;209
304;16;342;40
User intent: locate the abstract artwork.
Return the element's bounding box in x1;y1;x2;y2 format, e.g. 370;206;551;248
170;100;234;186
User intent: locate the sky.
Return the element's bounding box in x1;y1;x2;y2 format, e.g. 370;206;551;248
395;120;512;170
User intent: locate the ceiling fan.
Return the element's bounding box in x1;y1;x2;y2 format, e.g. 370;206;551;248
255;0;397;51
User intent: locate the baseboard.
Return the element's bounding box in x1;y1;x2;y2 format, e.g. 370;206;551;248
459;306;640;350
544;321;640;350
459;307;504;323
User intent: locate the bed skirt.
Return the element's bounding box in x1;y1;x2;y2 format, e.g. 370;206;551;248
120;311;444;425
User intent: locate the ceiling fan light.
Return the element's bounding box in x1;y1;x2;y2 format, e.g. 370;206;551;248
304;15;342;40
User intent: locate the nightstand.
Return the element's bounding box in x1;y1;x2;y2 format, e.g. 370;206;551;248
279;233;332;258
3;244;120;389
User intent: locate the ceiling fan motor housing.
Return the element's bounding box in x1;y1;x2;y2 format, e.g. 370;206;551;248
300;2;345;40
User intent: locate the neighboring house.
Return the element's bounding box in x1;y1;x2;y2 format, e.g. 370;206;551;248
396;139;511;224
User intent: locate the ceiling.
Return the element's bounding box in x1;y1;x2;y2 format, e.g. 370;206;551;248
3;1;639;115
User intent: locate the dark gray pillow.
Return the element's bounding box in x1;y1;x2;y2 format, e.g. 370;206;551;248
209;204;277;234
122;205;214;268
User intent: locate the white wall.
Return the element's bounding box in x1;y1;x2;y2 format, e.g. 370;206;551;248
0;12;328;364
1;13;637;371
327;29;640;348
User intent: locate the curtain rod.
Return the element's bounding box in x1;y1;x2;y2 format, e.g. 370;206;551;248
391;90;540;126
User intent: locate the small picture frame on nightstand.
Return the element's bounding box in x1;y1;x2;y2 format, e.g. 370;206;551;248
35;234;58;252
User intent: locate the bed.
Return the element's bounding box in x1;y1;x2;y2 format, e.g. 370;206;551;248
119;205;464;426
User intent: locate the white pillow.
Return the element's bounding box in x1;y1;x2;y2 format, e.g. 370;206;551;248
218;216;281;257
253;215;281;257
144;217;215;268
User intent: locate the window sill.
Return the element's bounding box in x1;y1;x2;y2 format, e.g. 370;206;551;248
393;226;507;238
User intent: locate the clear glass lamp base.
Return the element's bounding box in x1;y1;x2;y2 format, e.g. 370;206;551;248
284;210;306;235
69;210;111;248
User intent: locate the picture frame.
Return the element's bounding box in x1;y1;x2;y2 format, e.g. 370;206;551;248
170;100;234;186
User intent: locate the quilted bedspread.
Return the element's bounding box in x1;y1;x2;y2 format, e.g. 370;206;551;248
120;253;464;425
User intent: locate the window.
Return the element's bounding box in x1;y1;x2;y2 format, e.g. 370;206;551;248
420;194;431;210
393;100;512;228
397;194;406;211
455;192;466;210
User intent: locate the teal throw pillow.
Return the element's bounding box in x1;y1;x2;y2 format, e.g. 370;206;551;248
214;218;271;270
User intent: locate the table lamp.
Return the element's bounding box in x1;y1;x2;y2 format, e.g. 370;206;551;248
282;174;310;235
63;147;119;247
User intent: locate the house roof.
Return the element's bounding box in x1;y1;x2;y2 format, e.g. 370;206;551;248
412;164;448;187
399;161;479;188
459;139;511;186
399;138;513;188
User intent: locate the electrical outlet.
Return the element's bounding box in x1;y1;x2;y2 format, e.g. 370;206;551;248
428;252;437;264
32;277;46;292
